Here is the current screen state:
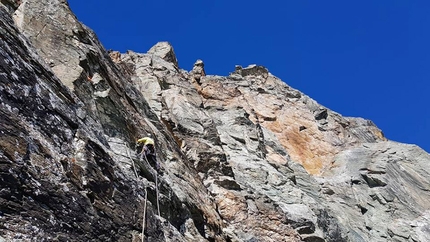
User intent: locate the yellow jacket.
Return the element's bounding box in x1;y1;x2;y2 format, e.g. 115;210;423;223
137;137;154;145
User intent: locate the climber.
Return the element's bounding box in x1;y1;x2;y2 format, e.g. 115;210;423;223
136;135;161;173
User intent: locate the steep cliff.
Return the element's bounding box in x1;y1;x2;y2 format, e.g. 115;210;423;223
1;1;429;242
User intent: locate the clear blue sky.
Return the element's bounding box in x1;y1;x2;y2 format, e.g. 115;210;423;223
68;1;429;152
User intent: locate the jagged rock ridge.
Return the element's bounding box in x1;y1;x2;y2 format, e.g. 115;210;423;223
1;1;430;242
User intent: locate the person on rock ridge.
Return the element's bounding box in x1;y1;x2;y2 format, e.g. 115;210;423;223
136;135;160;173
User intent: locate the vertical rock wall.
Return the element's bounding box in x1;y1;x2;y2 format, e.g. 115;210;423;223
1;1;430;242
0;2;224;241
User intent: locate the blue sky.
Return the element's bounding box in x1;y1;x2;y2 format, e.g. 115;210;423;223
68;1;429;152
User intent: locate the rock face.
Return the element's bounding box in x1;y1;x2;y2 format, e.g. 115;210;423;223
319;142;430;242
0;3;223;241
1;1;430;242
190;59;206;85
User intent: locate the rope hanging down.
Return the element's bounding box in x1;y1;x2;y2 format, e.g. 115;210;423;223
142;187;147;242
140;150;161;217
124;142;138;178
142;153;161;216
136;140;161;240
156;174;160;216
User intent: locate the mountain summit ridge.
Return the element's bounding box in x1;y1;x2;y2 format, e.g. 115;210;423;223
1;1;429;241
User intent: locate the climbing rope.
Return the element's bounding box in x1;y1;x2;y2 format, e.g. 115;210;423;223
135;143;161;241
124;142;139;178
156;174;160;216
142;150;161;217
141;150;153;172
142;187;147;242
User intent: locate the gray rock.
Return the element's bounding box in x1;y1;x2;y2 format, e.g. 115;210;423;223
148;41;179;68
0;4;223;242
116;45;430;241
1;1;430;242
236;64;269;78
319;141;430;241
190;59;206;85
0;0;20;13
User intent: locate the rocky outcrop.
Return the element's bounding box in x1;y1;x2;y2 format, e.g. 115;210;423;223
202;64;385;175
118;48;429;241
319;142;430;241
0;0;20;13
147;42;179;69
0;3;223;241
190;59;206;85
1;1;430;242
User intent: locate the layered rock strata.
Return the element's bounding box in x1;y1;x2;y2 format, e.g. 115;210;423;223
1;1;429;242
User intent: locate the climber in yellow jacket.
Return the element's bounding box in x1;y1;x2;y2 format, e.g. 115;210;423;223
137;136;154;147
136;136;160;172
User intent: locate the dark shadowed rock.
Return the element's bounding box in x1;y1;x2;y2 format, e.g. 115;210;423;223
0;0;20;13
0;3;224;241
